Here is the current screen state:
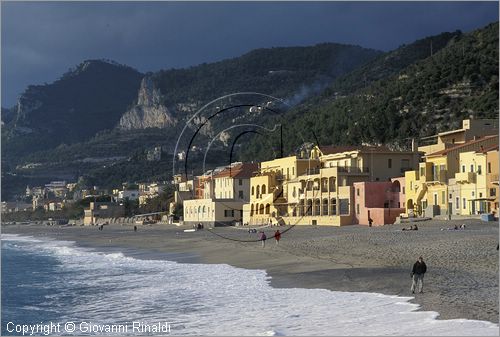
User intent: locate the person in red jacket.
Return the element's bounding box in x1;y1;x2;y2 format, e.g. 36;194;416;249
411;256;427;294
274;230;281;245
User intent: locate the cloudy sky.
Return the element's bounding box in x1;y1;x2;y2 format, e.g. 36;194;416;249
1;1;498;107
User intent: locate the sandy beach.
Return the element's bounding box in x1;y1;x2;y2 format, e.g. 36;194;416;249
2;218;498;324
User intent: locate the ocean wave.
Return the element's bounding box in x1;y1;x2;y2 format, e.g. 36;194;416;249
3;235;499;336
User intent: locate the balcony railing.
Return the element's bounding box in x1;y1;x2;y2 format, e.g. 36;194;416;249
455;171;476;184
337;166;370;174
305;167;320;175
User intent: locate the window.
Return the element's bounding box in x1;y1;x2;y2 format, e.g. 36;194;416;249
238;179;242;186
388;159;392;169
403;187;405;194
292;167;295;176
462;165;465;173
449;194;452;199
470;164;474;172
478;165;482;175
433;193;438;206
356;204;360;214
479;192;483;198
456;197;460;209
472;191;475;197
251;186;254;195
238;191;244;199
488;162;492;174
490;188;496;197
356;188;360;196
463;198;466;209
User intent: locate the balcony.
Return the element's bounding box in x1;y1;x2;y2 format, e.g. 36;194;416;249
337;166;370;174
305;167;320;175
455;171;476;184
427;170;447;184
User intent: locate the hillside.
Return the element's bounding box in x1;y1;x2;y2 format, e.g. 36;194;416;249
2;22;498;200
241;22;499;160
2;60;144;159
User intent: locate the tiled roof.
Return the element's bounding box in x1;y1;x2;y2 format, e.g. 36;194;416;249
319;145;401;155
476;143;499;154
425;135;498;157
212;163;258;179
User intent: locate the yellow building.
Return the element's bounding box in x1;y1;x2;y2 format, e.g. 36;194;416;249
405;135;498;217
418;119;498;154
183;163;257;226
243;156;319;225
418;118;498;155
485;145;499;215
244;145;419;226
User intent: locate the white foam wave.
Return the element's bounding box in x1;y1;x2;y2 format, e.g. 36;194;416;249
4;235;499;336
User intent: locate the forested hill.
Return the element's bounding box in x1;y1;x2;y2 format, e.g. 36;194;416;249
150;43;382;107
246;21;499;159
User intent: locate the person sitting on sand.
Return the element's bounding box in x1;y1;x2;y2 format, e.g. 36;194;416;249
410;256;427;294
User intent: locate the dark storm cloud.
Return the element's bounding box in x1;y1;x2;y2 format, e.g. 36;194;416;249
1;1;498;107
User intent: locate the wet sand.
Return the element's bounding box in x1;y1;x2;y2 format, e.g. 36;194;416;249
2;219;498;323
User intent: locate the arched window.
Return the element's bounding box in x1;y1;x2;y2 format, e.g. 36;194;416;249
306;199;313;216
314;199;320;215
299;200;305;216
250;204;254;216
322;199;329;215
251;186;255;196
259;204;265;214
262;184;266;195
265;204;270;214
392;180;401;193
256;185;260;198
330;199;337;216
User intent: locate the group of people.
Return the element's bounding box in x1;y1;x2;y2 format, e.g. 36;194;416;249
258;230;281;247
402;224;419;231
441;224;466;231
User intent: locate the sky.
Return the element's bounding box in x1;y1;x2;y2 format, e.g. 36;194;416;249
1;1;498;107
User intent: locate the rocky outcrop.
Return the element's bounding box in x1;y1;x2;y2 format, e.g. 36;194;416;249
118;77;176;130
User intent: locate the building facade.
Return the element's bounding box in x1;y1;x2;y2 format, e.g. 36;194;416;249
405;135;498;217
183;162;257;226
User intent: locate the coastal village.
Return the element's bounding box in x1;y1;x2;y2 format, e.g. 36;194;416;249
4;118;498;228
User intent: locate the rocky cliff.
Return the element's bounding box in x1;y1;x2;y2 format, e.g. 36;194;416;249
118;77;177;130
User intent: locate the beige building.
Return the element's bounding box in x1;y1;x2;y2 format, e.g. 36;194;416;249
405;135;498;217
418;118;498;155
244;145;419;226
183;162;257;226
83;202;125;225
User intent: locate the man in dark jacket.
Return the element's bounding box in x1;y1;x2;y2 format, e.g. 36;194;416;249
411;256;427;294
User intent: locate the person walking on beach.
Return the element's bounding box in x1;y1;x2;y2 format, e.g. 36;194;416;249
259;231;267;248
274;230;281;245
411;256;427;294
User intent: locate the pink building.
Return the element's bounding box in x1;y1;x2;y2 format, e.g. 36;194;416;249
353;177;406;226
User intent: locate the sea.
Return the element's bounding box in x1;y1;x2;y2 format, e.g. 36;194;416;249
1;234;498;336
